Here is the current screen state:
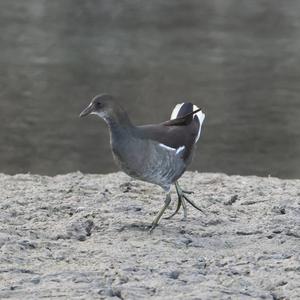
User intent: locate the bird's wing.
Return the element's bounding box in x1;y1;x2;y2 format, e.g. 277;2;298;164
137;123;196;150
136;102;205;160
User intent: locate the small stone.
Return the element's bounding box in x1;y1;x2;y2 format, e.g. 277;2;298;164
286;230;300;238
66;217;94;241
77;234;86;241
272;206;286;215
19;240;37;249
105;287;122;298
279;207;286;214
224;194;238;205
168;270;180;279
31;277;40;284
75;207;85;213
179;236;193;246
118;274;129;284
196;257;207;269
105;288;114;297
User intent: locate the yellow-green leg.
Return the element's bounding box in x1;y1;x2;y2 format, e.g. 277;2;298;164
149;192;172;233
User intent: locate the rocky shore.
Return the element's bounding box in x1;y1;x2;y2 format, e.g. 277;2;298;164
0;172;299;299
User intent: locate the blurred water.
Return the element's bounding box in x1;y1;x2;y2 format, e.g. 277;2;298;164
0;0;299;178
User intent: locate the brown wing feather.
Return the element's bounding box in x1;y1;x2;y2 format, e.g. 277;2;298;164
136;121;198;161
136;105;201;161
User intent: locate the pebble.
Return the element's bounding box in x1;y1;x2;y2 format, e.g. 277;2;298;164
168;270;180;279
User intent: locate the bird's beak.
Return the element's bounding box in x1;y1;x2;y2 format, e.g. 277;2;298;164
79;103;94;118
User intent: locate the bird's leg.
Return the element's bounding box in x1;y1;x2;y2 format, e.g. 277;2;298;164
164;196;182;220
175;182;188;219
175;181;206;216
149;192;172;233
181;195;188;219
164;182;188;220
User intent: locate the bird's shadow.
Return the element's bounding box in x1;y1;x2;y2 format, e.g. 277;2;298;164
116;221;185;236
117;222;152;232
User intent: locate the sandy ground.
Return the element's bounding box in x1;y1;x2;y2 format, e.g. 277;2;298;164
0;171;299;300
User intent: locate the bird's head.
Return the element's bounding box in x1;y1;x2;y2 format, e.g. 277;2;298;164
79;94;115;119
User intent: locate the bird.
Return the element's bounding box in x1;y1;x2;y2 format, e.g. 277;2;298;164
79;94;205;232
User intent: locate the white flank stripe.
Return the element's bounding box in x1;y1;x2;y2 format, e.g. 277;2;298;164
159;143;185;156
193;104;205;142
159;143;176;151
170;102;205;143
170;103;184;120
176;146;185;155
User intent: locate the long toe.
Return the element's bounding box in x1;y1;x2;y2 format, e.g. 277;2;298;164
182;189;194;194
175;181;205;216
164;198;182;220
183;194;206;216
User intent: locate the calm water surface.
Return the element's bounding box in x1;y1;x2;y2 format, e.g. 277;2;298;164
0;1;299;178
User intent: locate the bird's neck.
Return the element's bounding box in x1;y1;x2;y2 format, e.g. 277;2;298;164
104;105;134;136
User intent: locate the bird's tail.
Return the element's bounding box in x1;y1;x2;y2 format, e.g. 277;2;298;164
170;102;205;142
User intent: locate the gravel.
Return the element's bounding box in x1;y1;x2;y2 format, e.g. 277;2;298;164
0;171;299;299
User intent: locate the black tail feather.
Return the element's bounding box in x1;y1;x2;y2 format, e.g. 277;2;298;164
163;108;201;126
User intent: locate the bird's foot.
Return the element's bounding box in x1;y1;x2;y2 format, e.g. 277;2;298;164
180;192;206;216
165;181;206;219
164;196;188;220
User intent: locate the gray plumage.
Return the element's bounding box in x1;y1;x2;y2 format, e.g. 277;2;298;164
111;128;186;191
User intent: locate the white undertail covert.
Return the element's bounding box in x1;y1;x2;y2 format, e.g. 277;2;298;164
170;103;205;143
